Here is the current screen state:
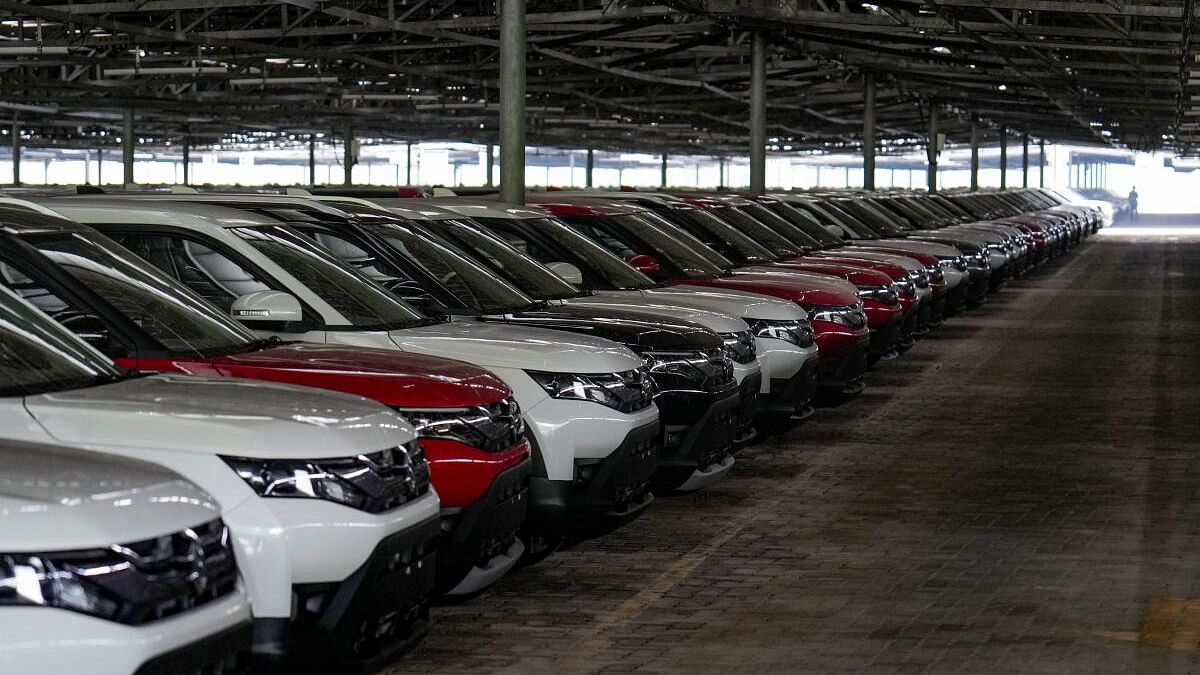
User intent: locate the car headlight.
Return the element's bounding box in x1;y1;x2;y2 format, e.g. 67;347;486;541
527;368;656;412
807;304;868;329
0;519;237;625
748;318;814;348
857;285;899;306
907;269;930;289
942;256;968;272
641;348;734;390
222;442;430;512
396;397;525;453
720;330;757;364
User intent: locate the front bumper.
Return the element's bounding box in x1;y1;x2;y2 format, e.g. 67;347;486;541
762;356;819;415
736;370;764;433
816;333;870;391
528;420;660;536
437;457;531;595
653;383;741;492
252;514;441;672
867;310;904;358
0;592;252;675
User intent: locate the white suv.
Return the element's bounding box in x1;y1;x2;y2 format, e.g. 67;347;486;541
35;196;661;550
0;440;252;674
0;283;441;670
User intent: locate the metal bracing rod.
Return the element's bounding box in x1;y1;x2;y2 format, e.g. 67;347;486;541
498;0;526;204
748;30;767;194
862;71;876;191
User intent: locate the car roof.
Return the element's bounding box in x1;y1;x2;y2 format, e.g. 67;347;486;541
422;196;550;221
523;194;648;217
0;200;94;235
35;196;282;229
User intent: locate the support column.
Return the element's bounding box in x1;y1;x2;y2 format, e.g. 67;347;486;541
862;72;876;190
406;141;413;185
749;30;767;193
1021;133;1029;188
498;0;526;204
122;108;135;185
1039;140;1045;188
718;157;726;188
969;115;979;191
660;153;668;188
308;135;316;186
343;126;354;186
926;102;939;193
585;148;594;187
97;148;103;185
10;119;20;186
998;125;1007;190
486;143;495;187
181;132;190;186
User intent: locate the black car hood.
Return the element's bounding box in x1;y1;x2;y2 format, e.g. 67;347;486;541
480;304;721;351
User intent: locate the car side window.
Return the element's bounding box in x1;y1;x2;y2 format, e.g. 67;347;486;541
107;232;271;312
0;258;125;357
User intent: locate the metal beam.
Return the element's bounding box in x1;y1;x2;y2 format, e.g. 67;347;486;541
499;0;526;204
749;30;766;193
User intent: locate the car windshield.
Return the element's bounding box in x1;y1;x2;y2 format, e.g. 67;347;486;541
233;226;429;330
660;207;777;264
801;201;876;239
709;206;800;257
739;203;828;251
559;212;726;279
476;216;657;291
417;218;581;300
25;232;262;357
0;284;124;397
771;202;845;246
357;221;534;313
834;200;905;236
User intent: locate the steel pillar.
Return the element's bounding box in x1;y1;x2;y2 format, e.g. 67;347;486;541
1022;134;1029;188
927;102;939;193
308;135;316;186
97;148;103;185
969;116;979;191
660;153;668;188
749;30;767;193
406;141;413;185
122;108;135;185
182;133;190;186
343;126;354;186
862;72;876;191
1039;140;1045;188
585;148;594;187
486;143;495;187
999;126;1008;190
10;119;19;186
498;0;526;204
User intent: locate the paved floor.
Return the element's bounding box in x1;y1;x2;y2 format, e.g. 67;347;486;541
385;227;1200;674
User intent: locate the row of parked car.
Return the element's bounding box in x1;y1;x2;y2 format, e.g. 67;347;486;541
0;185;1099;673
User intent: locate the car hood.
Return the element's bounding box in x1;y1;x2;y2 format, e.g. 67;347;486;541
814;249;923;272
746;262;893;287
633;287;809;322
393;320;643;373
678;275;858;307
481;304;722;351
0;441;221;551
872;239;963;257
24;373;412;459
560;296;748;333
911;229;998;245
211;342;510;408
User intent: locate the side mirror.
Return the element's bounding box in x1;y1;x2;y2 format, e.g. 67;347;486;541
231;290;303;323
545;261;583;286
624;253;663;278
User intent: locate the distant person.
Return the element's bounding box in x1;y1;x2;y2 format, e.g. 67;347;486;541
1128;186;1139;222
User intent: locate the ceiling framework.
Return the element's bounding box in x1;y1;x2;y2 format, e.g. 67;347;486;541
0;0;1192;156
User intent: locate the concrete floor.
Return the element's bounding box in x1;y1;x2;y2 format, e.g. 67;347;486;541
386;225;1200;674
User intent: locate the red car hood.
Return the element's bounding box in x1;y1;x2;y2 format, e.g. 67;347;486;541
802;255;907;280
846;246;939;267
757;260;893;287
208;342;510;408
676;274;857;307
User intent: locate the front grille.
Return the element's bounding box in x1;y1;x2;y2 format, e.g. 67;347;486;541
722;329;757;364
331;441;431;513
398;396;526;454
702;347;736;389
17;519;240;626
